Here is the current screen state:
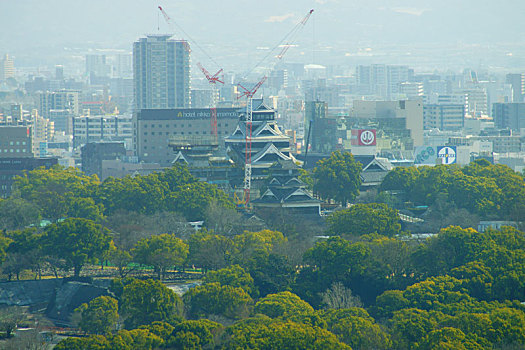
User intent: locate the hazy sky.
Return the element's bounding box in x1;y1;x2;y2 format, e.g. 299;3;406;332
1;0;525;70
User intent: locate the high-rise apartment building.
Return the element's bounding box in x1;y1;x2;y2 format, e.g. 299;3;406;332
133;35;191;110
0;54;15;81
492;103;525;131
356;65;412;99
423;104;466;131
38;91;80;117
506;74;525;103
85;54;110;78
352;100;424;147
73;114;133;149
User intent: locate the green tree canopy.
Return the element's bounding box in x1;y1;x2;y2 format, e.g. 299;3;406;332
183;282;252;320
223;319;350;350
120;278;183;329
76;296;119;335
327;203;401;237
0;198;41;231
187;231;234;271
312;151;362;206
132;233;188;280
14;165;100;221
167;319;222;349
42;218;111;277
204;264;255;297
254;291;314;319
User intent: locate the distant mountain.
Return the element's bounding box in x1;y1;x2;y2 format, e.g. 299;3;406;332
1;0;524;67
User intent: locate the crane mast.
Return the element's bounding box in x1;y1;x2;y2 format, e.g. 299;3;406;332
239;9;313;207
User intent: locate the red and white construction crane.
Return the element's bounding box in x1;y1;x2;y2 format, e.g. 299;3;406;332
197;63;224;140
158;5;224;140
238;9;314;207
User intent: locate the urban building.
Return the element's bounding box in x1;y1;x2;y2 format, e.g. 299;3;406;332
73;114;133;149
304;101;332;153
0;54;14;81
133;107;238;166
48;109;73;134
356;64;412;98
492;103;525;131
399;82;424;99
0;126;33;158
38;90;80;118
0;157;58;198
85;54;110;78
424;104;466;131
191;89;215;108
351;100;424;148
133;35;191;110
81;142;127;178
505;73;524;103
31;112;54;156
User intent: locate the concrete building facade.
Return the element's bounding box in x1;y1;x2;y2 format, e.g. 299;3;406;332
133;108;239;166
133;35;191;110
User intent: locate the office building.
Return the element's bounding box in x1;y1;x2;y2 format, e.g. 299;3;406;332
0;54;14;81
506;73;525;103
356;65;412;98
81;142;127;178
133;107;238;166
133;35;191;110
352;100;424;147
399;82;424;99
304;101;336;153
0;158;58;198
115;53;133;78
85;54;110;78
31;112;54;156
424;104;466;131
0;126;33;159
38;90;80;117
492;103;525;131
73;114;133;149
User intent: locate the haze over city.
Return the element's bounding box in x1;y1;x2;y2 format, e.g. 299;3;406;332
3;0;525;72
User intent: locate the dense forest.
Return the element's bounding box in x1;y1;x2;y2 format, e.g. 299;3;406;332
0;157;524;349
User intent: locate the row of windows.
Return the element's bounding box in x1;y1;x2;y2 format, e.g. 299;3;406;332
0;149;28;153
143;123;228;128
0;141;27;146
142;130;229;138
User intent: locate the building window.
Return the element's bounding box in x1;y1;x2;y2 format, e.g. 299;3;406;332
151;132;155;135
144;132;148;135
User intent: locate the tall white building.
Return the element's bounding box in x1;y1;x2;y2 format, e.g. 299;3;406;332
73;114;133;149
31;110;54;156
133;35;191;110
0;54;14;81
